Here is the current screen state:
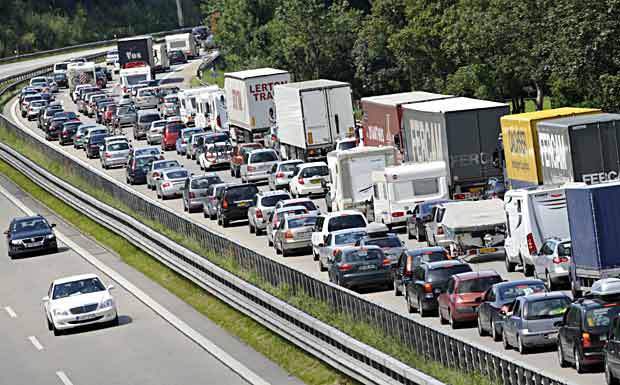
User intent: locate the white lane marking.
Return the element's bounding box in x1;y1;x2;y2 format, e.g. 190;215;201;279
56;371;74;385
28;336;44;351
0;184;270;385
4;306;17;318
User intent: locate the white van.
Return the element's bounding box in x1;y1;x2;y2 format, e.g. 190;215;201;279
178;86;219;127
119;65;152;93
370;161;449;228
53;62;70;74
504;186;572;275
165;33;198;59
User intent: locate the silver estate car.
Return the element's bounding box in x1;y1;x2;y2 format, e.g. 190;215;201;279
273;214;318;257
317;228;367;272
134;87;159;110
501;292;571;354
146;120;167;145
146;159;182;189
100;140;130;169
134;109;161;140
78;126;107;150
182;173;223;213
155;168;190;200
203;183;230;220
533;238;571;291
247;191;291;236
268;160;303;190
115;104;138;128
241;149;279;183
26;100;48;121
266;206;308;247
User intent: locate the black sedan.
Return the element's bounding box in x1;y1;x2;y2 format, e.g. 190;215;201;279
126;155;159;185
5;215;58;258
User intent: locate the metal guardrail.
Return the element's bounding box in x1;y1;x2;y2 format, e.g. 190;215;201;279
0;27;196;64
0;47;578;385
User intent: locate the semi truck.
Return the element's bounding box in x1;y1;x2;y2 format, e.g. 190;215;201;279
500;107;600;189
67;62;97;94
117;36;154;70
165;33;198;59
325;146;398;213
401;97;509;199
275;79;355;161
566;181;620;297
536;113;620;185
224;68;290;144
360;91;451;150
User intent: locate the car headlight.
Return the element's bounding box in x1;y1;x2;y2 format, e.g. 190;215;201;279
53;308;69;316
10;239;21;245
99;298;114;309
46;234;55;240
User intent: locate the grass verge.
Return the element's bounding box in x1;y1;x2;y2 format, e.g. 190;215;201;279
0;158;356;385
190;68;225;88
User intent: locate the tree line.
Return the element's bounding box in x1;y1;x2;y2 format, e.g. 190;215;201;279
1;0;203;58
206;0;620;112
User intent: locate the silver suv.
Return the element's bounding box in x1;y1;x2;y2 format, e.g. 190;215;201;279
100;140;130;169
247;191;291;235
241;149;279;183
134;109;161;140
114;104;137;128
181;173;223;213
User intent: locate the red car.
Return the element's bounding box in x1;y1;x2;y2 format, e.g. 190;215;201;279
161;120;186;151
437;270;502;328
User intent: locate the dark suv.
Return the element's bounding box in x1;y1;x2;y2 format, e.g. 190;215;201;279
217;183;259;227
392;247;449;297
557;299;620;372
405;259;472;316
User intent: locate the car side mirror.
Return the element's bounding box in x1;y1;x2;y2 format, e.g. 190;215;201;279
3;230;8;235
50;223;56;228
42;296;49;302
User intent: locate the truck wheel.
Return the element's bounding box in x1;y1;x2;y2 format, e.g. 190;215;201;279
505;255;517;272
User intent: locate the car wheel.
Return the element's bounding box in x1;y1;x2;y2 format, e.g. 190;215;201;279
558;342;569;368
203;210;208;218
502;331;511;350
53;324;63;336
407;294;416;314
477;316;487;336
449;310;458;329
249;222;255;234
546;271;554;291
281;244;288;257
418;228;426;242
268;236;273;247
235;168;240;178
110;314;120;327
222;217;229;228
439;308;448;325
183;202;188;212
255;227;263;236
210;213;216;220
46;315;53;331
505;255;517;273
491;319;501;341
575;347;585;373
418;296;428;317
606;357;618;385
230;168;235;177
517;334;527;354
408;227;414;240
524;262;534;277
394;280;402;296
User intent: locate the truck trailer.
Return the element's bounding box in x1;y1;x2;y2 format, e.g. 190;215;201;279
67;62;97;94
566;181;620;297
117;35;154;70
360;91;451;150
275;79;355;161
401;97;509;199
165;33;198;59
536;113;620;185
500;108;600;189
224;68;290;144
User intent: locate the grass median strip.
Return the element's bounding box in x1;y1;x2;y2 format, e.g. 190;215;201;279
0;158;356;385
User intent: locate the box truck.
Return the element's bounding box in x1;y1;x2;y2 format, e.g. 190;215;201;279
67;62;97;94
325;146;398;213
152;43;169;73
275;79;355;161
117;36;154;70
500;108;600;189
360;91;452;150
566;181;620;297
224;68;290;144
165;33;198;59
401;97;509;199
535;113;620;185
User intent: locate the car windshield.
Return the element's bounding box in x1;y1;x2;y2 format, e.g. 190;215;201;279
344;249;383;262
89;129;107;136
250;151;278;163
191;176;222;189
154;161;180;169
140;114;160;123
457;276;502;294
428;265;472;283
525;298;570;320
334;231;367;245
166;170;189;179
135;148;160;157
52;278;106;299
31;101;47;107
365;237;402;248
90;134;107;143
226;185;259;201
327;215;366;232
280;162;302;172
412;251;448;264
288;217;317;228
12;218;49;233
208;143;232;153
135;156;157;168
300;166;329;177
108;142;129;151
205;133;229;144
166;124;183;133
499;283;546;301
139;89;156;97
261;194;289;207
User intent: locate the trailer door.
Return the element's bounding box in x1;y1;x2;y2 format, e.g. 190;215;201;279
301;90;331;146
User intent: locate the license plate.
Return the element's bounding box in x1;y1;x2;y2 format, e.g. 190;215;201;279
358;264;376;271
25;241;43;248
76;313;96;321
545;332;558;339
311;179;321;184
237;201;248;207
479;247;496;254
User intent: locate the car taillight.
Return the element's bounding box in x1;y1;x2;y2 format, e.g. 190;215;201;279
298;178;305;185
62;129;68;134
222;199;229;209
553;256;569;264
423;283;433;293
582;332;592;348
256;209;263;219
285;230;294;239
104;153;111;158
132;161;136;169
382;258;391;266
207;153;215;160
453;193;466;200
332;248;340;257
182;138;187;144
339;263;352;272
276;172;285;178
217;116;221;128
189;192;196;198
392;211;404;218
153;172;160;178
527;233;537;255
405;255;413;275
248;166;256;172
500;305;510;314
436;226;444;235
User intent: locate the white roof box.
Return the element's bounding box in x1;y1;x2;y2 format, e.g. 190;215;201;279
590;278;620;296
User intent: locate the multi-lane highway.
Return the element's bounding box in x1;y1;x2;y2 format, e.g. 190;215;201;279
3;56;604;385
0;47;112;78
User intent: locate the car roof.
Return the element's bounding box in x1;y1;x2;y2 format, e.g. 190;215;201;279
299;161;327;168
329;227;367;235
520;292;569;301
285;213;318;221
153;159;179;165
53;273;100;286
324;210;364;219
280;197;313;204
259;190;290;197
275;205;307;213
494;279;544;289
339;245;383;253
405;246;447;256
453;270;500;281
12;214;45;223
278;160;303;165
425;260;466;269
190;173;219;180
163;167;187;175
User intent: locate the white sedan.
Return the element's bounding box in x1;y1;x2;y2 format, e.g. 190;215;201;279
43;273;118;335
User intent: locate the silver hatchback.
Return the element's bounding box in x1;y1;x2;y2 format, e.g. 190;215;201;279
182;173;223;213
273;214;318;257
248;191;291;236
241;149;279;183
100;140;131;169
533;238;571;291
268;160;303;190
155;168;190;200
146;159;182;189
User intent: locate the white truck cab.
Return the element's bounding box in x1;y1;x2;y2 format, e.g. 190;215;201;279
370;161;449;228
119;65;152;94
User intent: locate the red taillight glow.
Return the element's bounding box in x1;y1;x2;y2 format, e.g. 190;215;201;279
527;233;537;255
553;256;569;264
189;192;196;198
454;193;466;200
216;116;221;128
285;230;294;239
104;153;111;158
248;166;256;172
332;248;340;257
391;211;404;218
276;172;285;178
339;263;352;272
423;283;433;293
162;182;171;188
152;172;160;178
382;258;391;266
256;208;263;219
582;332;592;348
222;199;229;209
437;227;444;235
298;178;305;185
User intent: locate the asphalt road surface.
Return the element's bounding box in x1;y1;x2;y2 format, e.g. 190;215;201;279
0;47;112;78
